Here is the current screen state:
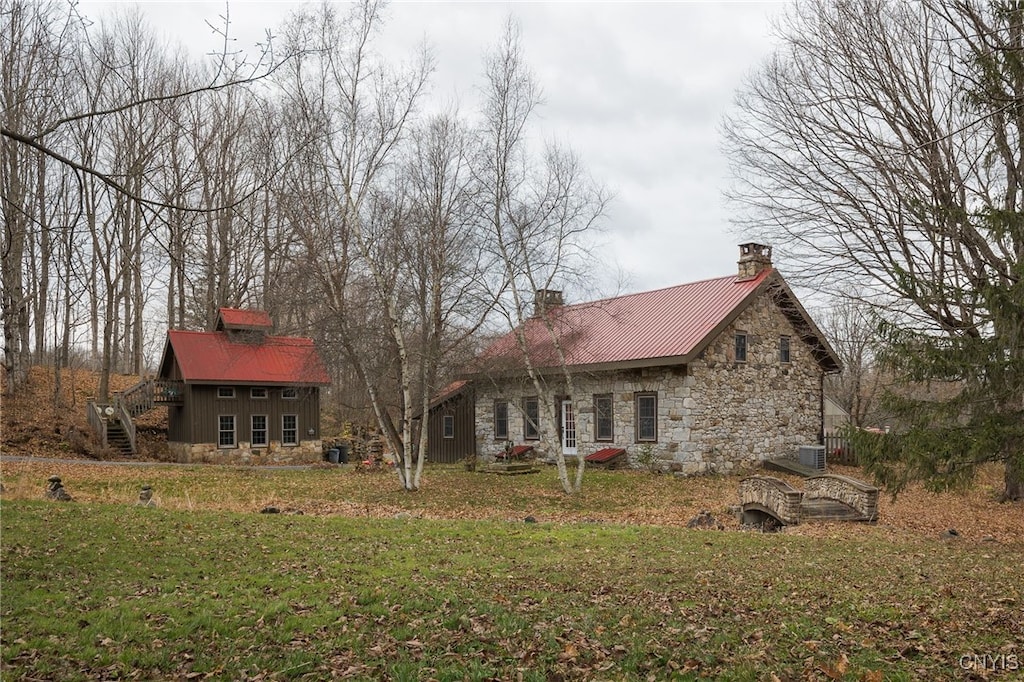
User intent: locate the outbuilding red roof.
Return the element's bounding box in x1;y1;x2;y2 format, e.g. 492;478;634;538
161;330;330;385
477;269;775;372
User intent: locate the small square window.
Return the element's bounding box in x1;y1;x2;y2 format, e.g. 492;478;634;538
779;336;791;363
282;388;298;400
442;415;455;439
735;334;747;363
217;387;235;399
251;387;268;399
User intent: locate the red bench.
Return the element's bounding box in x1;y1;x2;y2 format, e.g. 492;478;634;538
585;447;627;467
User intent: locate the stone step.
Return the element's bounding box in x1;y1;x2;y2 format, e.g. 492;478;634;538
483;462;539;475
763;457;821;478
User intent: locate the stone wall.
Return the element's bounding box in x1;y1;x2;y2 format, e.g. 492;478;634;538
473;289;823;474
686;293;822;472
167;439;323;465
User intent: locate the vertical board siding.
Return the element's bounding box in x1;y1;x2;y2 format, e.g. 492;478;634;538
173;385;321;446
425;391;475;463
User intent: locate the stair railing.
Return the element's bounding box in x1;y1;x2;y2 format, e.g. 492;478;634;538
117;379;155;417
115;400;137;454
86;401;108;449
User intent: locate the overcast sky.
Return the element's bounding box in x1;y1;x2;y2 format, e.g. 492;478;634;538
84;1;787;299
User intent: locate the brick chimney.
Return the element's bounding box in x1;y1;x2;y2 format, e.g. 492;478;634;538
737;243;773;280
533;289;564;316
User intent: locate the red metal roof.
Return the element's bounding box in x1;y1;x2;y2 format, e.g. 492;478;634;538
478;269;774;371
163;330;330;385
216;307;273;331
430;379;469;407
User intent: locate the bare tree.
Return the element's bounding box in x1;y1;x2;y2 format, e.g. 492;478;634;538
818;298;885;429
275;0;438;490
387;114;495;489
723;0;1024;500
1;0;73;393
478;20;607;494
2;0;296;396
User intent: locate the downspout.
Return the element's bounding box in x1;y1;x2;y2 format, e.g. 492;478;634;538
818;371;825;445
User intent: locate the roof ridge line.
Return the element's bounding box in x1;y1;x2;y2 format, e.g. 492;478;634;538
556;270;771;311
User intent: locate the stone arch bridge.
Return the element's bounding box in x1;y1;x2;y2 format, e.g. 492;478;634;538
738;474;879;526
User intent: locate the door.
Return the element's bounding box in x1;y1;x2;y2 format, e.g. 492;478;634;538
561;400;578;456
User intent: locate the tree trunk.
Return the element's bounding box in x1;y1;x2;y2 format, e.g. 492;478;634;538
35;151;50;363
1003;458;1023;503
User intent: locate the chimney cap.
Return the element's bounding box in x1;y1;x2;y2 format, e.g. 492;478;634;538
737;243;773;280
533;289;564;316
739;242;772;258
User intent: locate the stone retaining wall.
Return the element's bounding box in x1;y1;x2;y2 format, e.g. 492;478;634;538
167;439;323;465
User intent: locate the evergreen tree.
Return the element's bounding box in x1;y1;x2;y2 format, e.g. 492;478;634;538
725;0;1024;500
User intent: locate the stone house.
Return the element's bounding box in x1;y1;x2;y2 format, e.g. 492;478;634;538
468;244;842;473
156;308;331;464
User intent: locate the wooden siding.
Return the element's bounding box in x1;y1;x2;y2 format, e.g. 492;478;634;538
424;390;475;464
167;384;321;446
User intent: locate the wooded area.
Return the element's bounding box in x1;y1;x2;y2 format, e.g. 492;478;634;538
1;0;605;491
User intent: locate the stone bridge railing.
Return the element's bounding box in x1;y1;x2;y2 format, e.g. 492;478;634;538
804;474;879;522
738;476;803;525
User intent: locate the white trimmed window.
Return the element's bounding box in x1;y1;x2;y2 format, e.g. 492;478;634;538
217;387;235;399
218;415;236;447
282;388;298;400
251;415;268;446
443;415;455;439
251;387;268;399
282;415;298;446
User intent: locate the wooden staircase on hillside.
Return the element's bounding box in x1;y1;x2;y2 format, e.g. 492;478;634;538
87;379;183;455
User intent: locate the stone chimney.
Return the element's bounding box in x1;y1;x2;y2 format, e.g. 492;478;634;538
533;289;564;316
737;243;773;280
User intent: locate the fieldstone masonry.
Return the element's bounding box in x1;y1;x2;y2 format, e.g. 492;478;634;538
167;439;323;465
475;290;822;473
45;476;73;501
137;485;155;507
804;474;879;522
738;476;803;525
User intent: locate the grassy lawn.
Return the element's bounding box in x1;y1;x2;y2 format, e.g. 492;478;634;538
2;464;1022;680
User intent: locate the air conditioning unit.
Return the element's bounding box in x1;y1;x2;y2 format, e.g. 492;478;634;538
798;445;826;470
